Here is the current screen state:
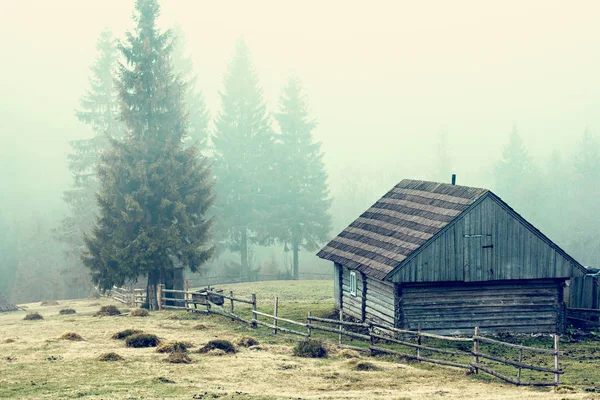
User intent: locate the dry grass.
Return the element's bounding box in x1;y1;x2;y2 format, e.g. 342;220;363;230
23;312;43;320
40;300;59;306
164;352;192;364
95;305;121;316
156;341;193;353
59;332;84;341
130;308;149;317
0;281;592;400
112;329;143;340
236;336;259;347
198;339;236;354
98;352;124;362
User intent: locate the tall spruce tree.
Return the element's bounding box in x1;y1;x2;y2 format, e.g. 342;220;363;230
57;28;123;297
494;126;541;222
171;23;210;151
212;39;275;278
82;0;214;308
273;77;331;279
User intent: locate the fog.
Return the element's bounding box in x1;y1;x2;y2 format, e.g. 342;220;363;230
1;0;599;301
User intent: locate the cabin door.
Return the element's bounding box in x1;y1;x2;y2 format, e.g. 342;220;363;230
463;234;493;282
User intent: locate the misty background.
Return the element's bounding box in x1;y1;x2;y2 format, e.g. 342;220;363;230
1;0;599;302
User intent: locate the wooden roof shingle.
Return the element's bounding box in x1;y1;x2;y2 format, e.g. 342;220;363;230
317;179;488;279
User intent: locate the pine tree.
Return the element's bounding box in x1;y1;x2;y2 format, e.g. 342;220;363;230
57;28;123;297
273;77;332;279
171;23;210;151
82;0;215;309
212;39;275;279
493;126;541;220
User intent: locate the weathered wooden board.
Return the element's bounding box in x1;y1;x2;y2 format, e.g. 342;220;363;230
389;196;583;283
398;280;563;334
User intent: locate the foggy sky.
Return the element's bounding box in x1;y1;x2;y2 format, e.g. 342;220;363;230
2;0;600;214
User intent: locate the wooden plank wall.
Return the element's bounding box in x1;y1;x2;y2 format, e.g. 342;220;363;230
568;275;599;309
334;263;342;310
341;266;364;320
364;277;396;326
390;196;580;284
399;279;563;335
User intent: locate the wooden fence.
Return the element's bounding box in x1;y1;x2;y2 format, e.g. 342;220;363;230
155;286;562;387
106;286;146;307
566;307;600;329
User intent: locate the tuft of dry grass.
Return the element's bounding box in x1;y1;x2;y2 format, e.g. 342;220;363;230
112;329;143;340
198;339;235;354
23;312;43;321
130;308;149;317
95;305;121;317
3;338;16;344
156;341;193;353
236;336;259;347
293;339;327;358
337;349;361;359
59;308;76;315
60;332;84;341
350;360;381;371
164;352;193;364
205;349;227;356
125;333;160;348
193;324;208;330
98;352;124;362
40;300;59;306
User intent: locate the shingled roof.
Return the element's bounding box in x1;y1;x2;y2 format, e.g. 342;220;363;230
317;179;489;280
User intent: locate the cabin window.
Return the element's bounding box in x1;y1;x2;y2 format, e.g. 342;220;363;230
350;271;357;297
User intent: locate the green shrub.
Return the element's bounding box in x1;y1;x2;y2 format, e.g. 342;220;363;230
198;339;236;354
98;352;124;362
236;336;259;347
95;305;121;316
293;339;327;358
125;333;160;348
130;308;149;317
156;341;193;353
112;329;143;340
164;352;192;364
59;308;76;315
24;312;43;321
60;332;84;341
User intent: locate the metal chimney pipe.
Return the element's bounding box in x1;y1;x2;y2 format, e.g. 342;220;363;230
451;174;456;185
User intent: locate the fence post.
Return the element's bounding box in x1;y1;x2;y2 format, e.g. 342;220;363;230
307;311;312;338
338;309;343;345
554;334;560;386
417;323;422;360
251;293;257;328
184;280;189;310
130;287;135;307
369;323;374;356
230;290;235;321
473;326;479;374
157;284;163;311
517;348;523;383
273;296;279;335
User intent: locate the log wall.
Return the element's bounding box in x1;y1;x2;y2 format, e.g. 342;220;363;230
341;266;365;320
398;279;565;335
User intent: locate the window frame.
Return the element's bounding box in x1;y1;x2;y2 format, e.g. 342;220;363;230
349;271;357;297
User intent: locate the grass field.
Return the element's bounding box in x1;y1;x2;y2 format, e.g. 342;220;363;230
0;280;598;399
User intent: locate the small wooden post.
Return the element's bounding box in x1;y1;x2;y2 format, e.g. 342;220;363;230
417;323;422;360
369;323;374;356
131;287;135;307
307;311;312;338
251;293;257;328
517;348;523;383
157;284;164;311
184;280;189;310
338;309;343;345
554;334;560;386
473;326;480;374
229;290;235;320
273;296;279;335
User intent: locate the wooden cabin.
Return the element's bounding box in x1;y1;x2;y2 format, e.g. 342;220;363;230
317;179;587;335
